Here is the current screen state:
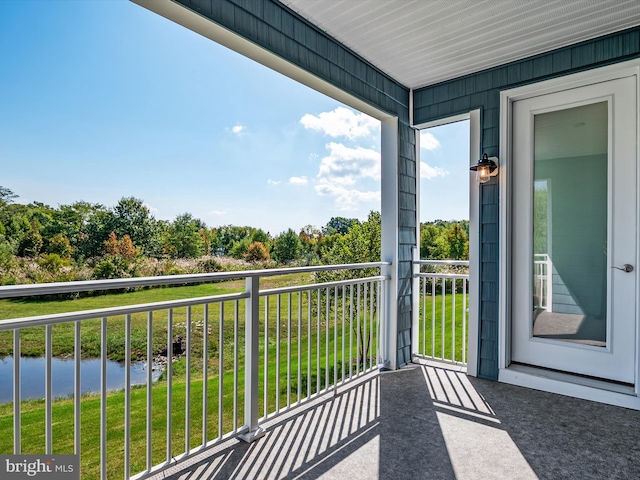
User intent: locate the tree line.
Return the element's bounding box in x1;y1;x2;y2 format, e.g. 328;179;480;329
0;186;468;285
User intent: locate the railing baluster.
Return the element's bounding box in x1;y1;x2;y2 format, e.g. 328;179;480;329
363;283;368;373
202;304;208;447
74;320;81;456
422;277;426;356
356;283;361;376
341;286;346;384
264;296;269;418
325;286;329;391
369;281;374;371
100;317;107;480
297;292;302;403
452;279;456;362
45;324;52;454
218;303;224;440
166;309;173;464
233;300;239;432
125;314;131;479
441;278;446;361
13;329;20;454
185;306;191;455
431;278;435;358
463;279;467;364
146;312;153;472
307;291;311;399
316;288;321;395
276;294;281;412
334;286;338;388
349;285;353;379
287;292;292;407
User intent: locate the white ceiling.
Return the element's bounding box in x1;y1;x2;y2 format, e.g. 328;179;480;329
280;0;640;89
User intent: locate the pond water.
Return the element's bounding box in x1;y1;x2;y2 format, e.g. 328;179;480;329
0;356;162;404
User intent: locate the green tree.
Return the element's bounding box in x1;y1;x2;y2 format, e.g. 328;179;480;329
273;228;302;263
319;211;381;279
111;197;163;257
163;213;205;258
322;217;360;235
0;186;17;208
446;224;468;260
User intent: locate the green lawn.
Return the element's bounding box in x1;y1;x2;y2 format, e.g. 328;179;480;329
416;282;469;363
0;277;380;479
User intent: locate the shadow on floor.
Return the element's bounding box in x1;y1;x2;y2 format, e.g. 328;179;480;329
148;362;640;480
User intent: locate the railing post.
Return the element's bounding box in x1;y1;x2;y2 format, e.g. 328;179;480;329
239;275;265;443
412;247;420;358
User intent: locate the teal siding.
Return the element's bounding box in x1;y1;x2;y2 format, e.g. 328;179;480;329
172;0;416;367
413;25;640;380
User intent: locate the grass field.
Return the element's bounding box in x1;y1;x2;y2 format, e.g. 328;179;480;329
0;274;382;479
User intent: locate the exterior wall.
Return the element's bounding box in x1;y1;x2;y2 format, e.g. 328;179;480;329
413;26;640;379
171;0;416;366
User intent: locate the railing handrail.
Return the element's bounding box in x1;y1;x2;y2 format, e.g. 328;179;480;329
0;292;250;331
260;275;389;296
415;273;469;280
0;274;390;331
413;260;469;266
0;262;390;299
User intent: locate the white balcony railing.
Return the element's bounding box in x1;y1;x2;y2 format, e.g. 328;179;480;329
413;260;469;366
534;253;553;312
0;263;388;480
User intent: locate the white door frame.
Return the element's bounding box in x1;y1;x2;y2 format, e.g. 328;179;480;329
498;59;640;408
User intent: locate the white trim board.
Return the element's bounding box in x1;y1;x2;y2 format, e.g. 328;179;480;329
499;58;640;405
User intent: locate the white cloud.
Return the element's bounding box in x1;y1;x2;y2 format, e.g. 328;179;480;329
420;161;448;179
143;203;158;213
300;107;379;140
314;142;381;209
289;176;308;185
420;131;440;151
267;179;281;185
317;142;380;185
231;125;245;135
315;183;380;211
208;210;226;216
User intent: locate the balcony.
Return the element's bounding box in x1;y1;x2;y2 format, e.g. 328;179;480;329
1;262;639;479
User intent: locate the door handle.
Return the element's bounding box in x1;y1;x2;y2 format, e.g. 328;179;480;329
611;264;634;273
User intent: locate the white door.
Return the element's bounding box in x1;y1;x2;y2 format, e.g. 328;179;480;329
511;76;637;384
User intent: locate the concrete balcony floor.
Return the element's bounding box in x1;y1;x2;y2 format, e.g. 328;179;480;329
149;361;640;480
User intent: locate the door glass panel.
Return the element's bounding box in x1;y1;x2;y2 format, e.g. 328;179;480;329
532;101;608;347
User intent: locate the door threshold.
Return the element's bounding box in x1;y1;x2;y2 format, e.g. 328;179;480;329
510;363;634;394
499;364;640;410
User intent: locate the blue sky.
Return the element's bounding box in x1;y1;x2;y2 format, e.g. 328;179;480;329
0;0;469;235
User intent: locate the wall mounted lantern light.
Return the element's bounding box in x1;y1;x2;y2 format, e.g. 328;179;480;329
470;153;499;184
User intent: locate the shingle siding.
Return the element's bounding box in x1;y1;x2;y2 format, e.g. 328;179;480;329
413;24;640;380
172;0;417;367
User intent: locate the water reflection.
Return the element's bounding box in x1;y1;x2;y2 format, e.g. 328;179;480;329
0;356;162;404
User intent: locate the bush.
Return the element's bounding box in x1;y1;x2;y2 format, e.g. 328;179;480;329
245;241;270;262
47;234;72;260
39;253;68;271
94;255;129;279
201;258;223;272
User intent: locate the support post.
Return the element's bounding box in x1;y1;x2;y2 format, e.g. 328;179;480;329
381;117;399;370
239;275;265;442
